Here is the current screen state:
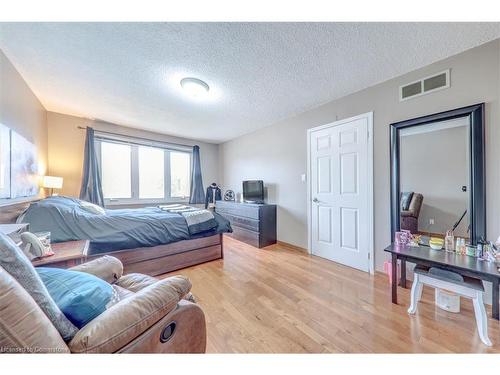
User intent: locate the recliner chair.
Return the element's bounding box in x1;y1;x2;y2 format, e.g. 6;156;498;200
400;193;423;233
0;255;206;353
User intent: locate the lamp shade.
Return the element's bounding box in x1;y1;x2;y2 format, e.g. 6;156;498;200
42;176;63;189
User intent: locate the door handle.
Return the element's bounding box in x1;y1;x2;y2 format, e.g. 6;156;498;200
312;197;319;203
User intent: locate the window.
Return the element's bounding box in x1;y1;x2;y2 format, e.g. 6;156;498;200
100;142;132;199
96;138;191;204
138;146;164;199
170;151;190;198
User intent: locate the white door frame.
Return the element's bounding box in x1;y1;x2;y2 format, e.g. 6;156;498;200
306;112;374;274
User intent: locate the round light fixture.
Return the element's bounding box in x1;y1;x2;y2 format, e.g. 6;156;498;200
180;77;209;98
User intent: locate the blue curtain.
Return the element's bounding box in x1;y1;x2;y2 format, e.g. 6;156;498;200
189;145;205;204
79;127;105;207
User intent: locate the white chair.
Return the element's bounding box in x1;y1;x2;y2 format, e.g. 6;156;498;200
408;265;491;346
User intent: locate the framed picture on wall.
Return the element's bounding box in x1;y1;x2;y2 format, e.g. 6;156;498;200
10;130;38;198
0;124;11;199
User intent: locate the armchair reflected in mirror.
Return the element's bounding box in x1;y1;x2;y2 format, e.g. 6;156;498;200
390;103;485;246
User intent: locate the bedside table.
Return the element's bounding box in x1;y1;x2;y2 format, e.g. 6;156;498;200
0;223;29;244
32;240;90;268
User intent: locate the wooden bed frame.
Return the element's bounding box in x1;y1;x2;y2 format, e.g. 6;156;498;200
87;234;223;276
0;200;224;276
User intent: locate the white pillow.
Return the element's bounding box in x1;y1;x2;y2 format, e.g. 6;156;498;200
80;201;106;215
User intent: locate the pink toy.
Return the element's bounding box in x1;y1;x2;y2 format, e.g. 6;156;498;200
384;261;401;284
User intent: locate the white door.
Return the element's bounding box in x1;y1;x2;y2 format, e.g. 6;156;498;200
308;113;373;272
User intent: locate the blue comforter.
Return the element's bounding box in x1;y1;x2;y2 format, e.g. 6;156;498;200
21;196;231;254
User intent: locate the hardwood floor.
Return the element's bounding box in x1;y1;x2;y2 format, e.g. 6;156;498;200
163;236;500;353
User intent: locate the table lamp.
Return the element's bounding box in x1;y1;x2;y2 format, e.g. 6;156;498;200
42;176;63;196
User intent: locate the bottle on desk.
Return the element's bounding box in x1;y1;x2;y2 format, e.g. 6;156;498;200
445;230;455;252
455;237;466;255
476;241;484;259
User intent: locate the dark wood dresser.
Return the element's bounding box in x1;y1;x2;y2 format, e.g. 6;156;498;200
215;200;277;248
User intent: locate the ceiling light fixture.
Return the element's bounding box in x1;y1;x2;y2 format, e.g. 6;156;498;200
180;77;210;99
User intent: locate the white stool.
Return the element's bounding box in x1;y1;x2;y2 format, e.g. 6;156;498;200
408;265;491;346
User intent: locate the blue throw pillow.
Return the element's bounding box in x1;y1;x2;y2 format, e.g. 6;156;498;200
36;267;113;328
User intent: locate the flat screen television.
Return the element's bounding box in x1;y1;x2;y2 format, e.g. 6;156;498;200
243;180;264;203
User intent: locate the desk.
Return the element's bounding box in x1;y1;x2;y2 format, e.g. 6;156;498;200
384;244;500;320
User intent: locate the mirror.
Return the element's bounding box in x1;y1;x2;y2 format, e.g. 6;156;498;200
390;103;485;245
400;117;469;239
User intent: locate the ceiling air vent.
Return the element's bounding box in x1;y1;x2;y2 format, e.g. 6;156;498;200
399;69;450;101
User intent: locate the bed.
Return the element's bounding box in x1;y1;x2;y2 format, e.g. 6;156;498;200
2;196;231;275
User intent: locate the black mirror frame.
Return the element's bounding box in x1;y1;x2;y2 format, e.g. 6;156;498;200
390;103;485;245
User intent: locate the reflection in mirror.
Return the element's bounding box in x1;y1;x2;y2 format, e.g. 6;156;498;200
399;116;470;241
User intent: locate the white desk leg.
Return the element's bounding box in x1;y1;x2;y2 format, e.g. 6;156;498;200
472;292;492;347
408;274;423;314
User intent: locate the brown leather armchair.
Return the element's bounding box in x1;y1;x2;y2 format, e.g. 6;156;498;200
0;256;206;353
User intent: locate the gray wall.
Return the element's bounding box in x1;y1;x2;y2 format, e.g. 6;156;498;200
400;125;469;237
220;39;500;272
0;49;48;204
47;112;219;200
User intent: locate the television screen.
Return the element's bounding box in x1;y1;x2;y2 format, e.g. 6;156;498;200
243;180;264;203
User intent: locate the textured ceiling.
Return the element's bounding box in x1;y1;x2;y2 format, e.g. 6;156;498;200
1;23;499;143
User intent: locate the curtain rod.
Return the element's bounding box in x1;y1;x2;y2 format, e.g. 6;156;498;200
77;126;193;149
